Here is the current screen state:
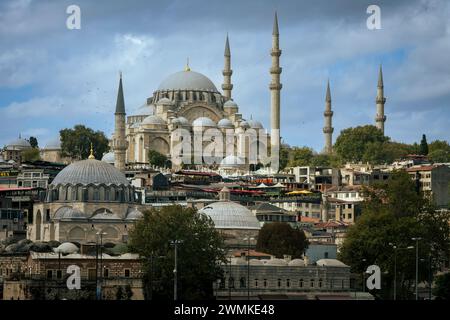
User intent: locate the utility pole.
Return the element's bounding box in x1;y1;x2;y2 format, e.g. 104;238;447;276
412;237;422;300
170;240;183;301
389;243;414;300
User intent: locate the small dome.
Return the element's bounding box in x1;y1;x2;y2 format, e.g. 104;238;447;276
172;116;190;126
316;259;348;267
54;207;85;220
142;115;166;126
44;138;61;150
101;152;115;164
125;208;144;220
134;104;154;116
220;155;245;168
218;118;234;128
248;119;263;129
6;138;31;150
157;97;173;105
51;159;129;186
55;242;79;254
193;117;216;127
239;121;250;129
198;201;260;230
224;100;238;108
158;70;218;92
288;259;305;267
266;258;288;266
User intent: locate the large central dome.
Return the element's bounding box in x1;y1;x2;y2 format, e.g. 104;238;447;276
158;70;218;92
51;159;129;186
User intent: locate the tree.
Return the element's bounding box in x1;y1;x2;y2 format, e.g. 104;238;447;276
420;134;429;155
256;222;309;259
339;170;450;299
28;136;38;148
148;150;168;168
287;146;314;167
60;125;109;160
433;273;450;300
334;125;388;163
128;205;226;300
428;140;450;163
21;148;40;162
279;144;290;170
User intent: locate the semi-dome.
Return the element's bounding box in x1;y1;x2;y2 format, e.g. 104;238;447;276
125;208;144;220
55;242;79;254
316;259;348;267
157;97;173;105
158;70;218;92
193;117;216;127
239;121;250;129
224;100;238;108
142;115;166;126
51;159;129;186
198;201;260;230
247;119;264;129
101;152;115;164
218;118;234;128
288;259;306;267
172;116;190;126
54;207;85;220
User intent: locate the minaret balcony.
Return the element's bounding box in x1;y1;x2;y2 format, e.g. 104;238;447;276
375;115;387;122
376;97;386;104
270;49;282;56
269;83;282;90
222;84;233;90
270;67;282;74
323;127;334;134
222;70;233;76
324;111;333;117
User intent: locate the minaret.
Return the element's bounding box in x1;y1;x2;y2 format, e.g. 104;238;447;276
323;80;334;154
112;72;128;172
375;65;386;134
222;34;233;100
270;12;282;171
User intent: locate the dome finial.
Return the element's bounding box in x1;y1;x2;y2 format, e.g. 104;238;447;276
185;57;191;72
88;142;95;159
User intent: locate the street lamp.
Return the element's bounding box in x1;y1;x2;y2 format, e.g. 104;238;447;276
412;237;422;300
170;239;183;301
243;236;255;300
96;231;107;300
389;243;414;300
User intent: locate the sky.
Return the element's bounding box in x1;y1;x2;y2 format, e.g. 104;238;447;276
0;0;449;152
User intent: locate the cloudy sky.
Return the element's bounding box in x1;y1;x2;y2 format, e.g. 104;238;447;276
1;0;449;152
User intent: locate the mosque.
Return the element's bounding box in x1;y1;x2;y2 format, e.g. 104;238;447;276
109;13;284;173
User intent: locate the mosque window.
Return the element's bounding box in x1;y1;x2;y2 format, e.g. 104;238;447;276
124;269;130;278
310;279;315;288
299;279;303;288
104;268;109;278
239;277;246;288
254;279;258;287
286;279;290;287
46;270;53;279
277;279;281;287
93;190;100;201
319;279;323;288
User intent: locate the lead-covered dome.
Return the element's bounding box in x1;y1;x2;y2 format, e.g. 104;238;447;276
199;201;260;230
51;159;129;186
193;117;216;127
6;138;31;150
158;70;218;92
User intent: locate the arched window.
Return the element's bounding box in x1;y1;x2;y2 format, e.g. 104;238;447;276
228;277;234;288
319;278;323;288
277;279;281;287
240;277;246;288
286;279;290;288
299;279;303;288
310;279;315;288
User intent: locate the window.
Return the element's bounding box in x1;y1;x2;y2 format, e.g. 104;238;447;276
228;277;235;288
240;277;246;288
56;270;62;279
254;279;258;287
47;270;53;279
286;279;290;287
263;279;267;287
310;279;314;288
277;279;281;287
88;269;96;281
46;209;50;222
299;279;303;288
104;268;109;278
324;252;329;259
124;269;131;278
319;279;323;288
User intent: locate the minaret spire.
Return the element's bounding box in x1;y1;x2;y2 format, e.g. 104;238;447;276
222;34;233;100
270;11;282;172
112;72;128;172
323;79;334;154
375;64;386;134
